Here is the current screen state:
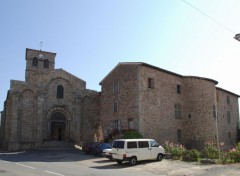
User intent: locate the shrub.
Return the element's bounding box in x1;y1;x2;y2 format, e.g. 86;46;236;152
182;149;201;162
122;130;143;139
228;145;240;163
163;141;185;160
202;141;219;159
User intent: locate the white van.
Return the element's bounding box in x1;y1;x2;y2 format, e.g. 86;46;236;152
112;139;165;165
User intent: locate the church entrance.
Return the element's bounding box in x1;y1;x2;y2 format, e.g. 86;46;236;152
50;112;66;141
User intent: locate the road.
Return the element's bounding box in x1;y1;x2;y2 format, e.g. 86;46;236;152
0;148;240;176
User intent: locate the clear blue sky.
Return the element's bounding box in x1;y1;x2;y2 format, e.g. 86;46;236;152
1;0;240;112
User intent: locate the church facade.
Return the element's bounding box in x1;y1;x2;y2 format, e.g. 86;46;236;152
0;49;239;151
1;49;101;151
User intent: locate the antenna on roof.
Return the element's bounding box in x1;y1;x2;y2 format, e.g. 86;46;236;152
39;41;43;51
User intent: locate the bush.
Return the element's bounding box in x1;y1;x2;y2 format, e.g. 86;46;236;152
182;149;201;162
202;141;219;159
122;131;143;139
163;141;185;160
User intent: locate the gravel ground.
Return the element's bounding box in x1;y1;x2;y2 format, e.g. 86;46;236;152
123;159;240;176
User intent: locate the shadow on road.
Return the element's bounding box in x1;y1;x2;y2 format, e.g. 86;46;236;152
0;148;97;163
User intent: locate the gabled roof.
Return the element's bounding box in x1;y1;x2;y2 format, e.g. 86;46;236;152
99;62;218;85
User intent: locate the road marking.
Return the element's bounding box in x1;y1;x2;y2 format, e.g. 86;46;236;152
15;163;36;170
45;170;65;176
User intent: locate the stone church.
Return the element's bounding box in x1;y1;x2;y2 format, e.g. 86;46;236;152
1;48;239;151
0;48;101;151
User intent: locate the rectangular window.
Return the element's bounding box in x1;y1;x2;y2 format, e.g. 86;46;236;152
114;119;121;131
227;111;231;124
177;129;182;143
227;96;230;104
228;132;231;139
177;84;181;94
112;81;120;94
127;141;137;149
113;101;118;112
213;105;217;118
216;92;219;102
138;141;149;148
175;104;182;119
148;78;154;89
128;118;133;129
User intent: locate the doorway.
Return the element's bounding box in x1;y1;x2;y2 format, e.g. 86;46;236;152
50;112;66;141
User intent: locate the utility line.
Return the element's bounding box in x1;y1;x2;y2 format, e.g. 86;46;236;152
182;0;236;34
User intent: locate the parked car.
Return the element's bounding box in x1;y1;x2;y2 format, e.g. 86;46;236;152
82;142;102;154
102;148;113;160
112;139;165;166
94;143;112;156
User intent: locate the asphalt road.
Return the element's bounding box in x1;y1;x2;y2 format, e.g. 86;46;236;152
0;148;240;176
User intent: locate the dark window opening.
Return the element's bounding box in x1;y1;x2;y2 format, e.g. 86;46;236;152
227;96;230;104
113;102;118;112
32;57;38;66
148;78;154;89
227;111;231;124
177;84;181;94
44;59;49;68
57;85;64;99
177;129;182;143
175;104;182;119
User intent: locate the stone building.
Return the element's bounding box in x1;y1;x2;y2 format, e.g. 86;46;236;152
1;48;101;151
1;49;239;151
100;62;239;149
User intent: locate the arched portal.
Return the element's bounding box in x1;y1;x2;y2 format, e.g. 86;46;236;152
50;112;66;141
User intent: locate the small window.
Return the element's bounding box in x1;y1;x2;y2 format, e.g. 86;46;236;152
175;104;182;119
32;57;38;66
57;85;64;99
227;96;230;104
44;59;49;68
127;141;137;149
148;78;154;89
113;102;118;112
112;81;120;94
177;84;181;94
213;106;217;118
177;129;182;143
113;119;121;131
216;92;219;102
228;132;231;139
227;111;231;124
128;118;133;129
138;141;149;148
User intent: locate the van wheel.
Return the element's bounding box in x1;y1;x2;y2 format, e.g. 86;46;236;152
129;157;137;166
157;154;163;161
117;160;123;164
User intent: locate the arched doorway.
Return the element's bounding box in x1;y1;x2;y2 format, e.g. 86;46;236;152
50;112;66;141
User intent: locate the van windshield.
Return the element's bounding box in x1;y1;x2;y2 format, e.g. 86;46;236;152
113;141;124;149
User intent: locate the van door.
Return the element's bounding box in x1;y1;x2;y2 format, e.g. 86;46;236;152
138;141;151;160
149;140;160;159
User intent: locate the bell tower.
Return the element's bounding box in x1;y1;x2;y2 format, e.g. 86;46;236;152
25;48;56;82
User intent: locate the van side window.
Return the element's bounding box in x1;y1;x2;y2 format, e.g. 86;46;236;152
150;140;159;147
127;141;137;149
138;141;149;148
113;141;124;149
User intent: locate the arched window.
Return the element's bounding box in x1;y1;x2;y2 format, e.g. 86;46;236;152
32;57;38;66
44;59;49;68
57;85;64;99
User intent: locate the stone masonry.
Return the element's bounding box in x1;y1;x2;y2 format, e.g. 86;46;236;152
100;62;239;149
0;50;239;151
